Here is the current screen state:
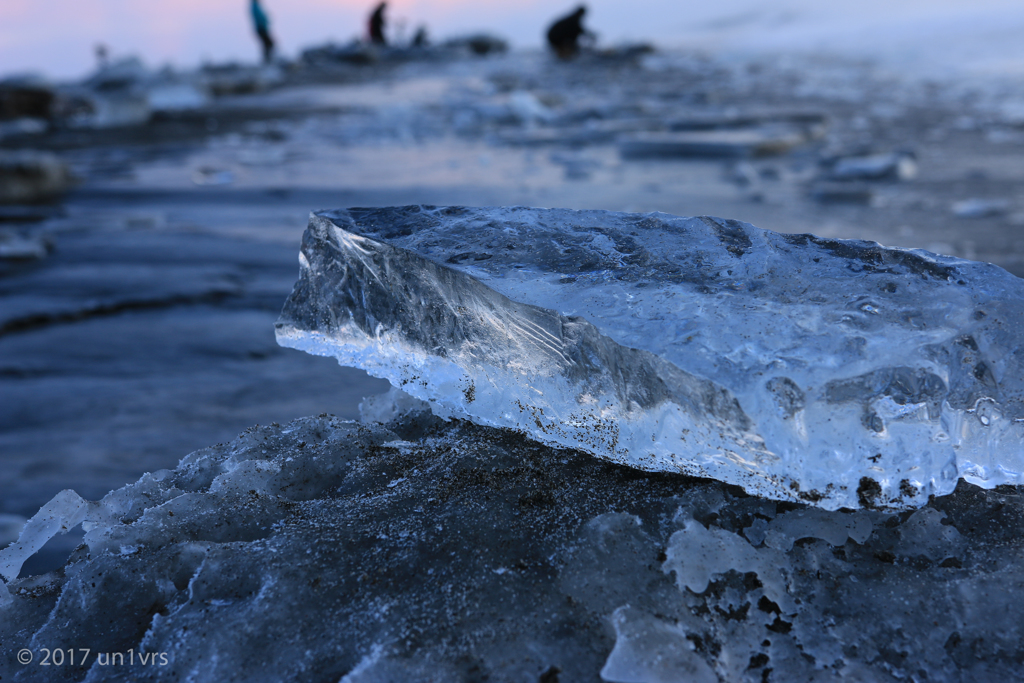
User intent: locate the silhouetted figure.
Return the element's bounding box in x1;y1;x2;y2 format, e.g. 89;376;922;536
250;0;275;64
368;2;388;46
95;44;110;69
547;6;590;59
412;26;429;48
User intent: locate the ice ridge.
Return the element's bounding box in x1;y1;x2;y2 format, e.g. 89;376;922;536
276;206;1024;509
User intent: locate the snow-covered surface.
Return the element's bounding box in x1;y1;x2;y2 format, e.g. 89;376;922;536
277;206;1024;510
2;407;1021;680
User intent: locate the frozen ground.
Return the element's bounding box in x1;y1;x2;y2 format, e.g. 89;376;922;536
2;405;1022;681
3;46;1024;623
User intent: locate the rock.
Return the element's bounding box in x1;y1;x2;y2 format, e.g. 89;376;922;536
276;206;1024;510
0;82;54;121
0;151;73;204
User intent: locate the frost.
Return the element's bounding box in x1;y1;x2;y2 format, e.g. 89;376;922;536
277;206;1024;509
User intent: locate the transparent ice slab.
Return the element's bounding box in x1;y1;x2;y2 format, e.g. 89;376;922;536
276;206;1024;509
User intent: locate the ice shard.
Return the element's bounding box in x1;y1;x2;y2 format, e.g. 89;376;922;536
276;206;1024;509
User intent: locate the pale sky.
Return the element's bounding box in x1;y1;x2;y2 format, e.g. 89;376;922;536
3;0;1024;81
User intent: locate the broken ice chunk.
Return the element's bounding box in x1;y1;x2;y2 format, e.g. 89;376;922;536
602;606;718;683
276;206;1024;509
828;151;918;182
0;489;90;583
952;198;1011;218
619;128;806;159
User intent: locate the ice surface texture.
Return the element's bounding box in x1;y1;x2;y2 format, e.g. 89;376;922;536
277;206;1024;510
2;409;1022;681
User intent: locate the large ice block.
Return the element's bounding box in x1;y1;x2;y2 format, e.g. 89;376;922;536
276;206;1024;509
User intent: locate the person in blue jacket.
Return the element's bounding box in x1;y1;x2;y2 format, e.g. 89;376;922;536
251;0;275;64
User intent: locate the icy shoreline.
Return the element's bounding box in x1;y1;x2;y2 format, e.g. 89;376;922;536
5;40;1024;681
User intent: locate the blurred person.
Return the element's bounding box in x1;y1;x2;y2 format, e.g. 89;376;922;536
412;26;430;48
95;44;110;69
546;5;592;59
368;2;388;46
250;0;275;64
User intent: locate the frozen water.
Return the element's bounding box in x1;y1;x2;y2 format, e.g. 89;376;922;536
0;490;90;584
2;411;1022;680
0;490;91;607
277;206;1024;510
